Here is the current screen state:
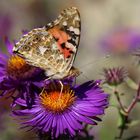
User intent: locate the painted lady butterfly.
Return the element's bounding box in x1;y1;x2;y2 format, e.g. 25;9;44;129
13;7;81;79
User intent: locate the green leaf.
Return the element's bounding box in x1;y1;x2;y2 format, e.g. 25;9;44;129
117;110;128;129
123;136;139;140
126;120;140;127
125;77;138;90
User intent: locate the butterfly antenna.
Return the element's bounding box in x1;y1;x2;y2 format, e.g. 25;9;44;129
78;53;111;70
75;53;112;81
80;72;91;81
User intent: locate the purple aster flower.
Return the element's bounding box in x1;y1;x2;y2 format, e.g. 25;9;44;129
13;80;109;138
100;28;140;54
103;67;128;86
0;37;45;106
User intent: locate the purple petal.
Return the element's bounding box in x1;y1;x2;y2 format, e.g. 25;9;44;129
59;116;64;134
14;107;41;116
71;110;97;125
23;110;46;126
56;116;61;137
62;114;76;136
52;115;57;129
0;76;5;82
4;36;13;54
15;98;27;107
21;29;29;35
0;53;8;61
76;99;108;108
73;105;104;116
64;111;82;130
43;113;54;132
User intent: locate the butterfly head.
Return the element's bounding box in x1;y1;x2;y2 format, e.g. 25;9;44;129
13;41;32;60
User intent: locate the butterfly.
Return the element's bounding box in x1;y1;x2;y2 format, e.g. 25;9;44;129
13;7;81;79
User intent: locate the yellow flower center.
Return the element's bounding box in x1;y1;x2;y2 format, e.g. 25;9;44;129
40;84;76;113
7;55;36;79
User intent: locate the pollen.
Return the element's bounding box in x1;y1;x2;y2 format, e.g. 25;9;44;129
40;84;76;113
7;55;35;79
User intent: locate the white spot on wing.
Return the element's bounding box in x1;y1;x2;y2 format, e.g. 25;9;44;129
69;26;80;35
52;44;57;50
42;36;45;40
66;42;76;52
74;28;80;35
39;46;47;55
69;26;74;31
63;21;67;26
74;15;80;21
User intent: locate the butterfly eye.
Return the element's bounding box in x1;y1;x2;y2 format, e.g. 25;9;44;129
23;45;30;51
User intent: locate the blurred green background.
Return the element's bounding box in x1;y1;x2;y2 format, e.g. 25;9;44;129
0;0;140;140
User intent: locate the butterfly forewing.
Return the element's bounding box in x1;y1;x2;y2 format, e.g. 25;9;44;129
46;7;81;72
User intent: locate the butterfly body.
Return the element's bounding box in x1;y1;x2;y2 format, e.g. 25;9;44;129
13;7;81;79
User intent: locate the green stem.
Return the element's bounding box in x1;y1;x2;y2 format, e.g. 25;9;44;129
114;83;140;139
116;115;128;139
114;87;127;114
114;91;127;114
126;83;140;114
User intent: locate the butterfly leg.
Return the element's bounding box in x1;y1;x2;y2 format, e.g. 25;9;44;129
58;80;64;110
44;73;57;88
40;86;46;96
40;77;53;96
58;80;63;99
44;76;53;83
73;76;77;87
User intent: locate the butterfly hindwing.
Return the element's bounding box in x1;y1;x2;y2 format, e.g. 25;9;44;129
13;7;81;79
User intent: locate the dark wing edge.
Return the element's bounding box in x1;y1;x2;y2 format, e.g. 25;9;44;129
45;7;81;68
